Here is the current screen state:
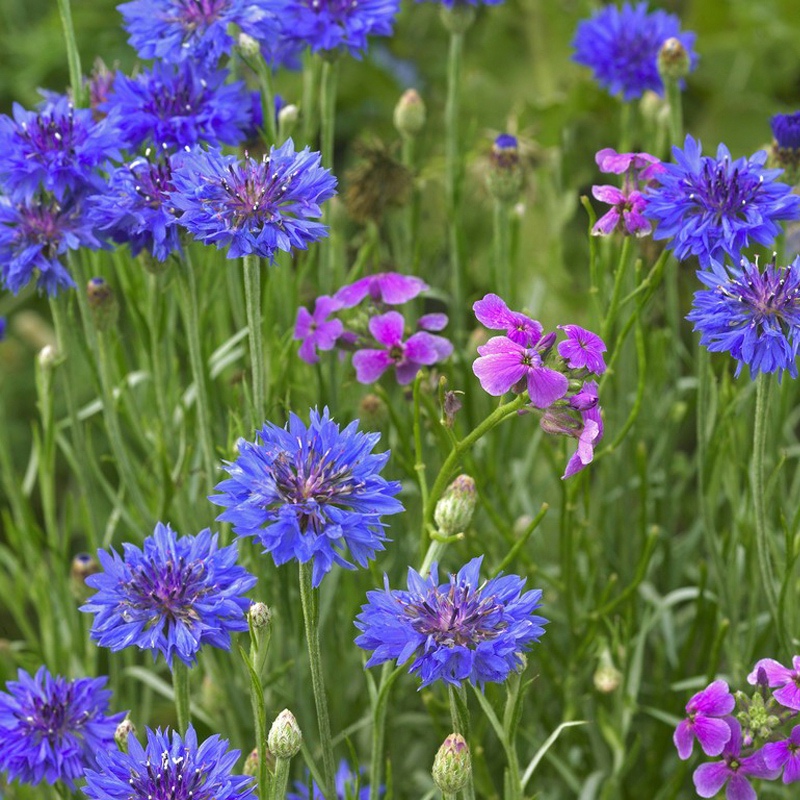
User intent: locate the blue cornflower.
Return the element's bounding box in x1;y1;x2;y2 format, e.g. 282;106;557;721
0;195;102;295
211;408;403;587
644;135;800;266
81;522;256;668
275;0;399;58
89;147;182;262
572;2;697;101
287;760;376;799
0;95;121;202
83;725;255;800
171;139;337;261
118;0;282;66
772;112;800;150
687;254;800;379
0;667;125;788
103;62;251;151
354;556;547;687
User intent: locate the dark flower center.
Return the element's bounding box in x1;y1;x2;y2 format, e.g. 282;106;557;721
269;448;361;533
130;153;177;212
18;201;65;258
692;158;761;225
173;0;230;29
20;109;80;155
128;749;214;800
404;581;505;648
720;260;800;333
306;0;359;17
146;79;205;120
220;158;299;228
23;688;86;743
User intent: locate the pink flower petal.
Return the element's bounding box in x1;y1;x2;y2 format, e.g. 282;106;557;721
352;349;393;384
368;311;405;347
526;367;568;409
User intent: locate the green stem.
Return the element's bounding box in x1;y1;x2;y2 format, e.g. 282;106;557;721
55;0;84;106
298;562;336;799
664;76;684;150
172;661;191;733
493;200;512;304
252;54;278;144
271;758;291;800
301;50;321;146
178;254;216;487
243;254;266;425
422;394;528;546
447;685;475;800
318;58;340;294
34;339;58;554
618;101;632;153
413;372;430;556
368;664;404;800
601;236;632;343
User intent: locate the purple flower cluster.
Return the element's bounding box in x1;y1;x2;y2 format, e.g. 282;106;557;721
293;272;453;385
471;294;606;479
591;147;664;237
675;657;800;796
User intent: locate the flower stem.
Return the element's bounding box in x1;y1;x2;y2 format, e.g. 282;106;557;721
172;661;191;733
270;758;291;800
55;0;84;106
298;562;336;799
493;200;512;304
368;664;404;800
664;76;684;150
601;235;632;343
177;253;216;488
243;254;266;425
252;53;278;144
318;57;340;295
447;685;475;800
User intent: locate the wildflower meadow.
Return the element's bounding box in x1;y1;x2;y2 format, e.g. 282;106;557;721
3;0;800;797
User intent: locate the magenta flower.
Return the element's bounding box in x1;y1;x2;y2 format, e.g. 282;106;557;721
747;656;800;710
673;680;736;760
591;184;651;236
562;382;603;479
472;293;542;347
595;148;663;179
294;295;344;364
334;272;427;309
557;325;607;374
418;313;448;332
472;335;567;408
352;311;452;385
762;725;800;784
693;720;779;799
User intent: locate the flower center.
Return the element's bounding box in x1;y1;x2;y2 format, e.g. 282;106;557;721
694;157;761;224
21;109;79;155
25;689;83;743
130;155;176;212
220;158;299;229
306;0;359;17
722;261;800;332
404;582;505;648
18;201;64;257
173;0;229;29
128;748;213;800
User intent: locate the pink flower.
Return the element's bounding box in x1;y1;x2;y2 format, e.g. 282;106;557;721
294;295;344;364
673;679;736;760
473;293;543;347
334;272;427;309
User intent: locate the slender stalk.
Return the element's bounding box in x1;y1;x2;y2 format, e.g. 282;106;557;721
664;76;684;150
177;255;217;487
447;685;475;800
413;372;430;555
601;236;632;343
618;101;632;153
271;758;291;800
493;200;512;304
298;562;336;799
318;58;340;294
251;54;278;144
368;664;404;800
172;661;191;733
301;50;322;146
34;341;58;554
243;254;266;424
55;0;84;106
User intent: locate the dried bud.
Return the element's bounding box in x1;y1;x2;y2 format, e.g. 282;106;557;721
432;733;471;794
657;37;691;81
359;393;388;430
393;89;426;138
486;134;524;203
115;718;136;752
442;390;463;428
344;142;412;224
434;475;477;536
87;277;118;332
268;709;303;759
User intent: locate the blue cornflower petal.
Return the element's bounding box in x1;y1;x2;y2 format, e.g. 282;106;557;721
171;140;337;262
355;556;547;688
644;135;800;266
0;667;125;788
210;407;403;587
687;255;800;379
572;2;697;101
83;725;255;800
81;522;256;668
102;62;251;151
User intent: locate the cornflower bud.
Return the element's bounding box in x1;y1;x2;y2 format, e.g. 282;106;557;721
486;134;524;203
593;649;622;694
434;475;477;536
70;553;100;600
440;5;476;34
278;104;299;141
268;709;303;759
87;277;118;332
432;733;471;794
359;393;388;429
115;718;136;752
248;602;272;631
38;344;59;369
393;89;426;139
237;32;261;59
657;37;691;81
243;748;259;777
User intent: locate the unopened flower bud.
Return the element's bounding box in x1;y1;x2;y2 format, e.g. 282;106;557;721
248;602;272;631
394;89;426;138
440;5;476;34
486;134;524;203
243;748;259;777
38;344;59;369
432;733;471;794
434;475;477;536
278;104;299;140
238;32;261;59
138;250;171;275
657;37;691;81
70;553;100;599
593;649;622;694
87;277;118;332
268;709;303;759
115;718;136;752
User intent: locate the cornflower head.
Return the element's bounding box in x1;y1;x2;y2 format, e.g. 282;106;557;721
0;667;125;788
0;94;121;202
287;760;376;799
572;2;697;101
692;719;779;799
273;0;399;59
592;147;664;237
89;146;182;262
81;522;256;668
643;135;800;266
686;254;800;379
351;310;453;385
355;556;547;688
103;62;251;151
0;194;102;295
770;111;800;185
171;139;337;261
118;0;282;67
82;725;255;800
674;680;736;760
211;408;403;587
